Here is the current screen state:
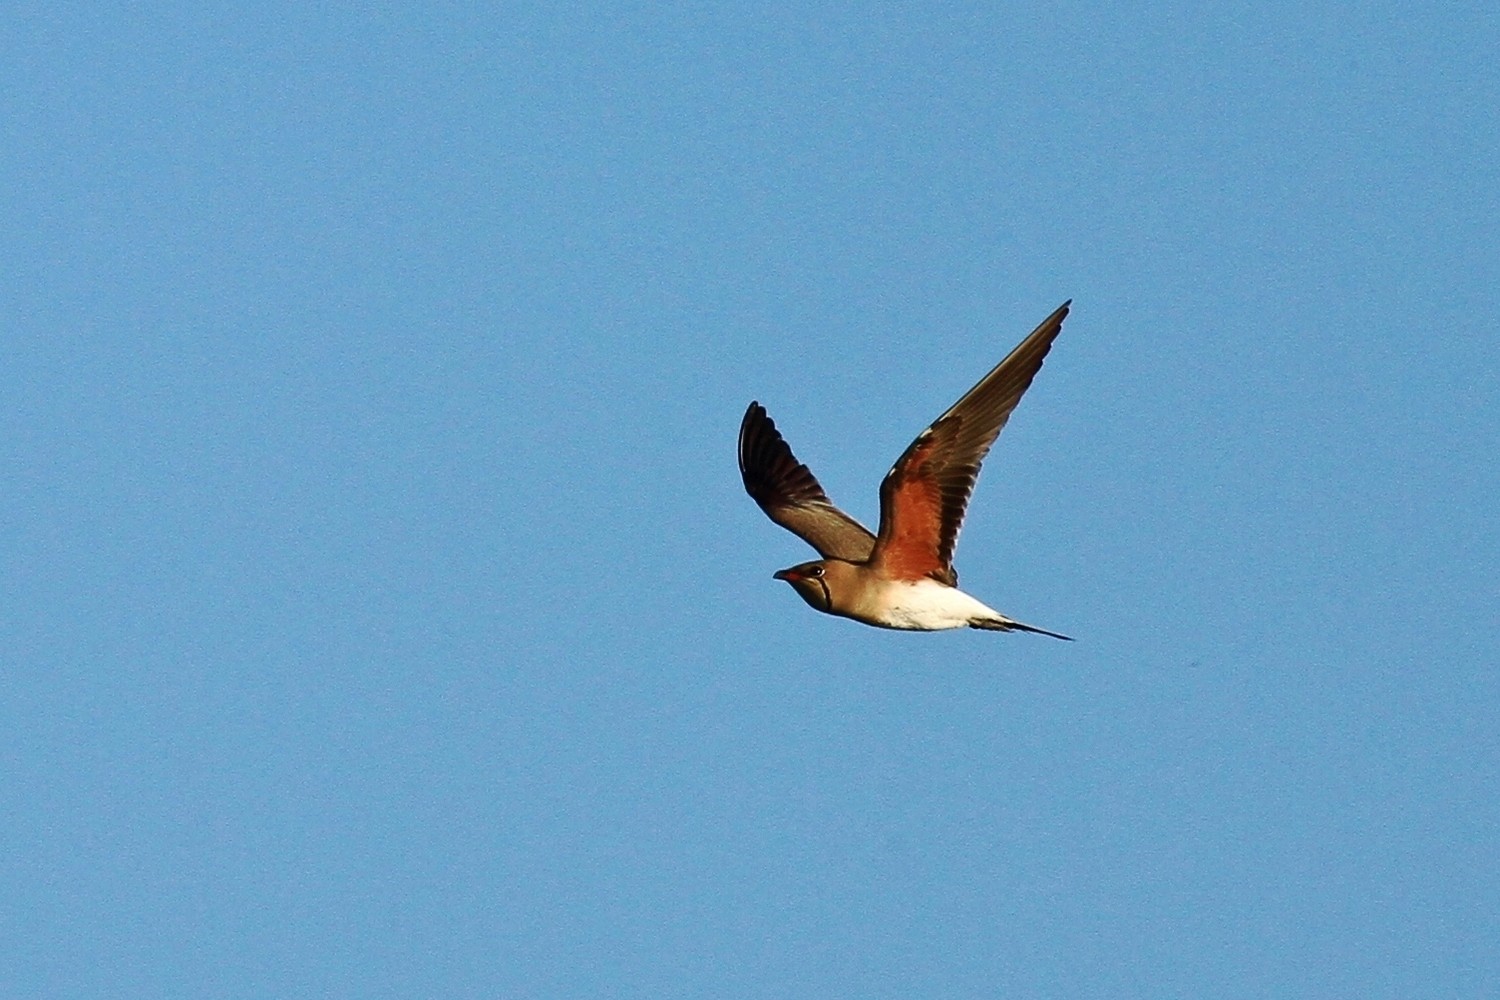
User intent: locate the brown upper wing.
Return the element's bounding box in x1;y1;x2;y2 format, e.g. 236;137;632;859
738;402;877;562
871;301;1071;584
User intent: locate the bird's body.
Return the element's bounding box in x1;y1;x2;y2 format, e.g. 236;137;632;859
779;564;1016;631
739;301;1074;639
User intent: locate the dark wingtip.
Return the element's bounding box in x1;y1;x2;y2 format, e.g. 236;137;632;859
738;401;771;481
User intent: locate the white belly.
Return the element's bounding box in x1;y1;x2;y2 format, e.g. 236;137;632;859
855;578;1004;631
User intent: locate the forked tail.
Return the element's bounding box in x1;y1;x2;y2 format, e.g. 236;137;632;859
969;616;1074;641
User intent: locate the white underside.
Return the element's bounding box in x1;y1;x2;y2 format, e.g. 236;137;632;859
855;578;1009;631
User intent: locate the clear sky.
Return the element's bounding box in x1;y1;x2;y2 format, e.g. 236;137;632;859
4;3;1497;997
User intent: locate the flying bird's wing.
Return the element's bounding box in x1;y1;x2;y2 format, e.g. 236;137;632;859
738;402;877;562
871;301;1071;585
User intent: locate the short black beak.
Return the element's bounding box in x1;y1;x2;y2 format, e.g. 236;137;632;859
772;568;796;582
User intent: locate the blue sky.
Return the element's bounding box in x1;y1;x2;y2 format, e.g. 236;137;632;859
3;3;1497;997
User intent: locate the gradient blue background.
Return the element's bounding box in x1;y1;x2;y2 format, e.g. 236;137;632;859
4;4;1497;997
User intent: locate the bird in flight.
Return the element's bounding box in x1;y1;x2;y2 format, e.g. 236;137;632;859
738;301;1073;638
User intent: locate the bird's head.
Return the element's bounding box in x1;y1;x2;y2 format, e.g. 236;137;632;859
773;560;834;612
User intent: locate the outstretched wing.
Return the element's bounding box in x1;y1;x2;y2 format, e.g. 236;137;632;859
871;301;1071;584
738;402;877;562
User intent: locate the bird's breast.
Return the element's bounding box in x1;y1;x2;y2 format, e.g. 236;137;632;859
843;577;1000;632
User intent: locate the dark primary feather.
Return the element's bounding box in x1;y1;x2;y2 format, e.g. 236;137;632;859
874;301;1071;580
738;402;877;562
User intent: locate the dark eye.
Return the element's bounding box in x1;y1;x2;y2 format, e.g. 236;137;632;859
809;565;825;578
